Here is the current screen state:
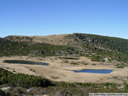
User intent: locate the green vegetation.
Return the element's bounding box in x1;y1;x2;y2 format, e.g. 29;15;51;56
123;81;128;92
70;62;78;65
1;34;128;95
116;64;125;68
74;33;128;63
0;68;128;95
0;38;77;57
75;33;128;54
91;55;101;62
1;33;128;63
0;68;52;88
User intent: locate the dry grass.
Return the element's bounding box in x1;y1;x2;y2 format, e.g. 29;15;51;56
0;56;127;84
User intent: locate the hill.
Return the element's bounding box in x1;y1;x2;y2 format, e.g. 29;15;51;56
1;33;128;63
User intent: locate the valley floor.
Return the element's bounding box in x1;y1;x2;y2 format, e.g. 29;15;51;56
0;56;127;84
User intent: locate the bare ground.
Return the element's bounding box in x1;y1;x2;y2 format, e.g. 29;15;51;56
0;56;127;84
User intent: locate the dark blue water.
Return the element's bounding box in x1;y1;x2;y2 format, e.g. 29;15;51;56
4;60;49;66
74;69;112;74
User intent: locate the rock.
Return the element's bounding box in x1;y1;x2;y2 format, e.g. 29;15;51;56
42;94;48;96
56;91;63;96
65;92;72;96
26;89;33;93
34;94;48;96
26;88;36;93
1;86;10;91
65;90;72;96
41;89;47;95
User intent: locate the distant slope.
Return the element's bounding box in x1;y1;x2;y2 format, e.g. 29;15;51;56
74;33;128;54
2;33;128;63
73;33;128;63
0;38;79;57
5;34;82;48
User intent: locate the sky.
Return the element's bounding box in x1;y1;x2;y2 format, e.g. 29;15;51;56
0;0;128;39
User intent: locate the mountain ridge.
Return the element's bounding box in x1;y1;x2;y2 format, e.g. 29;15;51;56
4;33;128;40
1;33;128;63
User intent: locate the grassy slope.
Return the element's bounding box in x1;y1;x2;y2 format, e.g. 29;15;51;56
0;38;77;57
73;33;128;63
1;33;128;63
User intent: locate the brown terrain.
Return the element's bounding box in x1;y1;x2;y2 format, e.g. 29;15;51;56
5;34;82;48
1;34;127;85
0;56;127;84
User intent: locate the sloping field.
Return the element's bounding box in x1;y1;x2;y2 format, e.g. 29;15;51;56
0;56;127;84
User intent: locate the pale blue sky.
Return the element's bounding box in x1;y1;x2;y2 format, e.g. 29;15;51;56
0;0;128;38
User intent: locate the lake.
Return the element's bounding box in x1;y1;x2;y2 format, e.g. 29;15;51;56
74;69;112;74
4;60;49;66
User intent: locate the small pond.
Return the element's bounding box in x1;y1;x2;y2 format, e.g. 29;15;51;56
74;69;112;74
4;60;49;66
